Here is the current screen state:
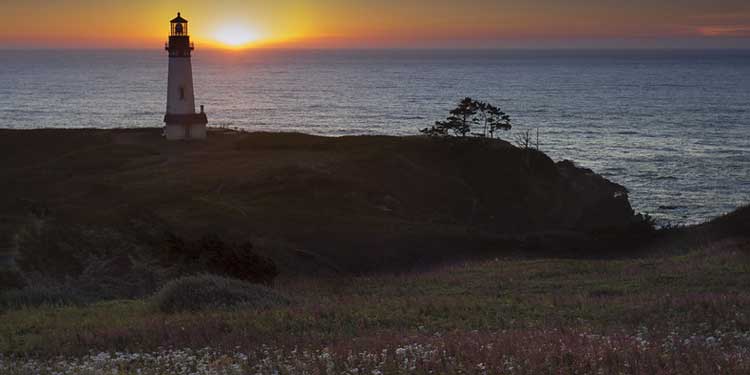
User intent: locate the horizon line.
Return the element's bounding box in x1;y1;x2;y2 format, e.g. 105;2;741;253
2;46;750;52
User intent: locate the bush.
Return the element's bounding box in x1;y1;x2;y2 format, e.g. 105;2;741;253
152;274;289;314
75;255;166;301
164;233;279;285
12;218;280;305
0;285;83;310
13;219;171;303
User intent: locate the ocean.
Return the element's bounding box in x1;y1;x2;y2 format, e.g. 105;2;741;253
1;49;748;224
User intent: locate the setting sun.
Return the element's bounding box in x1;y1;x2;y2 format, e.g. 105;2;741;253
213;24;260;48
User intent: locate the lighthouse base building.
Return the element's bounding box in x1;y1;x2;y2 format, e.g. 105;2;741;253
164;113;208;140
164;13;208;140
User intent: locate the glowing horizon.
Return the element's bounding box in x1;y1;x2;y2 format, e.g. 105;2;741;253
1;1;749;50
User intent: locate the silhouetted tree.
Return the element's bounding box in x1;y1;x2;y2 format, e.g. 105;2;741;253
474;101;512;138
515;128;540;150
421;97;478;137
474;101;490;137
421;98;512;139
515;129;533;149
486;104;512;138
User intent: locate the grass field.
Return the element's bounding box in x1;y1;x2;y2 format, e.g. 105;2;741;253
1;236;748;374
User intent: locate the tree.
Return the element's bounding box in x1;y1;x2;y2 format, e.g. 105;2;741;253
421;97;479;137
514;128;540;150
474;101;490;137
421;98;512;139
486;104;512;139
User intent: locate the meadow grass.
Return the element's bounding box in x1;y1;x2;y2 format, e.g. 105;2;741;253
1;238;748;373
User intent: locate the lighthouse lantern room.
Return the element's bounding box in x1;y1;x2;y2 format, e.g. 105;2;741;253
164;12;208;140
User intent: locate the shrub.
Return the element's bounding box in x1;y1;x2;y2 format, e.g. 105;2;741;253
12;218;281;305
164;233;279;285
203;239;279;285
75;255;166;301
15;219;148;279
152;274;289;314
0;285;82;310
12;218;172;303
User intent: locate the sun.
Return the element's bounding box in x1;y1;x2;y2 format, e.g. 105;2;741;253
213;24;260;48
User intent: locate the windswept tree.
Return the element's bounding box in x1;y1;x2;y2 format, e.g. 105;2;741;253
475;101;512;138
486;104;512;138
421;97;478;137
421;97;512;139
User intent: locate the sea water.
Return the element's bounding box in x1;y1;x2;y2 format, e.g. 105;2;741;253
1;49;748;224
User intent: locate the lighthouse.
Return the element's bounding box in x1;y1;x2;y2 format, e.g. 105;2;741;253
164;12;208;140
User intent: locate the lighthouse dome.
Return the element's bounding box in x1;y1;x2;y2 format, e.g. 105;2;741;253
170;13;188;23
170;12;189;36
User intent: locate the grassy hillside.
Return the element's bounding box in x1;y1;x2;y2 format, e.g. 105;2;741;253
0;128;640;275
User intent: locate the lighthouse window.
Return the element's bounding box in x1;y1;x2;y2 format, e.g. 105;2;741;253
179;87;185;100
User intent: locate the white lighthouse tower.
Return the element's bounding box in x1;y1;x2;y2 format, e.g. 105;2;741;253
164;12;207;140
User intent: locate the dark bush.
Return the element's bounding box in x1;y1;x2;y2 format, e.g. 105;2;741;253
13;218;169;302
75;255;166;301
11;217;280;305
0;285;83;310
152;274;289;314
164;233;279;285
205;240;279;285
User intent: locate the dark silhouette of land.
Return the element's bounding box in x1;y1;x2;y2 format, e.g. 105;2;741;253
0;128;646;275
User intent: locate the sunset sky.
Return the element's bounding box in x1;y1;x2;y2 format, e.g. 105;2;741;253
1;0;749;49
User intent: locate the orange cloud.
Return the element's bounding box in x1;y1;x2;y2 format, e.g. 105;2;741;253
698;25;750;37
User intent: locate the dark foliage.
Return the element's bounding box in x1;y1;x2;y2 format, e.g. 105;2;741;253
74;255;165;300
8;216;279;309
152;274;289;314
421;97;512;138
14;217;166;289
0;285;83;310
163;233;279;286
12;219;171;303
